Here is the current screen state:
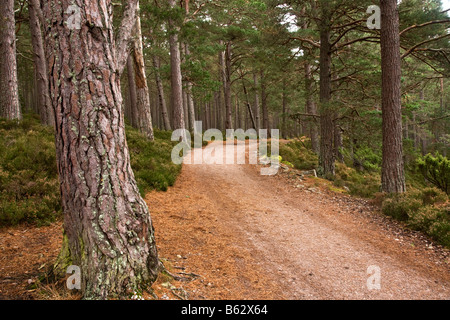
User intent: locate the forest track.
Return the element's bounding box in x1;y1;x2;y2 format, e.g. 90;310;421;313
147;140;450;300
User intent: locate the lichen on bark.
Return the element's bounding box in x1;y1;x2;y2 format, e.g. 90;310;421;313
42;0;160;299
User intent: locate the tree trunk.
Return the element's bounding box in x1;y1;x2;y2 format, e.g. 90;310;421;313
319;5;335;177
282;80;287;139
304;63;319;153
380;0;406;193
127;55;139;128
153;55;171;131
261;71;269;131
242;78;256;130
42;0;159;299
131;1;154;140
220;41;233;130
0;0;21;120
182;83;189;130
253;73;261;133
334;125;344;162
29;0;54;126
184;44;197;133
168;0;186;140
182;3;197;134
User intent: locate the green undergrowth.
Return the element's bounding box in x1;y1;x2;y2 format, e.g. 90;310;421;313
0;114;60;226
278;140;318;170
126;126;182;194
0;114;181;227
381;188;449;247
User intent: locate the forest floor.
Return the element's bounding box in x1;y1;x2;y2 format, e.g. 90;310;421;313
0;140;449;299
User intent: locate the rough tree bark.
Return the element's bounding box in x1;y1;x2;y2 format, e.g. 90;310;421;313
0;0;21;120
42;0;159;299
130;1;154;140
380;0;406;193
29;0;54;126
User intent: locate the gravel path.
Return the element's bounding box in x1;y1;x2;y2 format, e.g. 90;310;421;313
149;140;449;300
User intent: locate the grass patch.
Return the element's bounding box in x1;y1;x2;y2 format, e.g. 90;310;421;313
0;114;182;227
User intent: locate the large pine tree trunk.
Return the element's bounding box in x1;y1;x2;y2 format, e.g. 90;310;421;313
131;1;154;140
380;0;406;193
29;0;54;127
0;0;21;120
42;0;159;299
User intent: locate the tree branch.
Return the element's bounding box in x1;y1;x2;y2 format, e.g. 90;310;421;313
401;33;450;59
400;19;450;36
289;37;320;48
332;36;380;52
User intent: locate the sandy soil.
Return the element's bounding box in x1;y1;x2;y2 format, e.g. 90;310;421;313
147;140;450;300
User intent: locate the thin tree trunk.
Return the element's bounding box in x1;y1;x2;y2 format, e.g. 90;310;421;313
261;71;269;131
304;63;319;153
204;102;210;130
153;55;171;130
242;78;256;130
182;83;189;130
42;0;159;299
183;3;197;133
0;0;21;120
220;41;233;130
187;80;196;132
380;0;406;193
236;96;242;129
282;80;288;139
29;0;53;126
253;73;261;132
334;125;344;162
168;0;186;140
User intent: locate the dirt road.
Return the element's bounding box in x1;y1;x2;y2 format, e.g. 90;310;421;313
147;140;450;300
